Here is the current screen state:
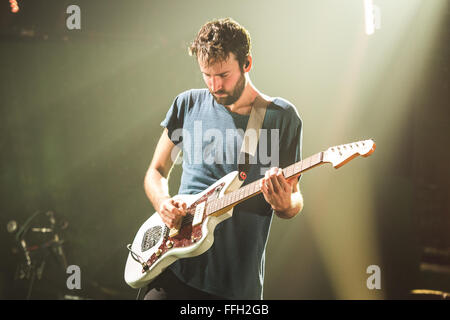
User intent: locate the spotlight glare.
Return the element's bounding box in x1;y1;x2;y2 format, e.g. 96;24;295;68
9;0;20;13
364;0;381;35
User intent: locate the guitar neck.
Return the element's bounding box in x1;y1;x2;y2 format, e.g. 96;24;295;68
206;152;324;216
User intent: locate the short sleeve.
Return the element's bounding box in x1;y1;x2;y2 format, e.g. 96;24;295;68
160;93;187;144
279;107;303;183
294;117;303;183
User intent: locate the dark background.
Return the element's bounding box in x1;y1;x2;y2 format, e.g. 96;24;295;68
0;0;448;299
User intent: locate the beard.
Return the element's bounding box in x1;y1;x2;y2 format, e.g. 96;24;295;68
211;71;246;106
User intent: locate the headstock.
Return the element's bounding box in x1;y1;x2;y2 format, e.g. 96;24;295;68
323;139;376;168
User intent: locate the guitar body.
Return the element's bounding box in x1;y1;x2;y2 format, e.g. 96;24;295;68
124;171;240;289
124;139;376;289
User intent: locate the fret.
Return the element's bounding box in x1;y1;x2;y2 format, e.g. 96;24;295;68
221;196;227;209
285;165;290;177
311;152;320;167
250;181;255;194
292;162;298;175
309;154;315;167
287;164;293;178
302;157;308;170
306;156;312;170
215;200;219;212
312;153;318;166
251;181;257;195
253;181;259;193
226;193;231;206
312;154;317;166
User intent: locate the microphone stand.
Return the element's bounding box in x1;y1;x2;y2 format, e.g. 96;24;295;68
10;211;69;299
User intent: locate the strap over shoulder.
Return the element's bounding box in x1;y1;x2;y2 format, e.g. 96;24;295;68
236;95;271;182
240;95;271;157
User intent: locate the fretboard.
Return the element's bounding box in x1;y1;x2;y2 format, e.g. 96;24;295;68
205;151;324;216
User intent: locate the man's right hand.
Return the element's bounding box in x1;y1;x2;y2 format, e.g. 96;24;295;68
157;198;187;229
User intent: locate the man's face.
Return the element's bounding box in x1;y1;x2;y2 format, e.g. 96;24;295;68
198;53;246;106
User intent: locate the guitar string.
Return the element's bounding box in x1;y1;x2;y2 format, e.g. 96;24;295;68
173;156;316;230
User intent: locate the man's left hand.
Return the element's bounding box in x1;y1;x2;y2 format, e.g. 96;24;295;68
259;167;297;212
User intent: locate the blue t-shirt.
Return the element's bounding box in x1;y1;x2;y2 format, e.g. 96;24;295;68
161;88;302;299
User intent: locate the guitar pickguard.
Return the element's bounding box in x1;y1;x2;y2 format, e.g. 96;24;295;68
145;182;225;269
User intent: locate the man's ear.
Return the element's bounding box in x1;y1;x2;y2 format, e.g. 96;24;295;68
244;56;252;72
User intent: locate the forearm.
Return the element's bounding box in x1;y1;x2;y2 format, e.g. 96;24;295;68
144;168;171;212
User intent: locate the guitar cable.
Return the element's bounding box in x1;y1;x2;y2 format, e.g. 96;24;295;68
136;288;142;300
126;244;148;300
126;244;149;271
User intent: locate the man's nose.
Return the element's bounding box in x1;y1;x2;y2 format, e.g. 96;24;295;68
211;76;222;92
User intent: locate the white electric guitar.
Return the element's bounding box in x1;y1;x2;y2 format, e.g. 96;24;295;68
124;139;376;288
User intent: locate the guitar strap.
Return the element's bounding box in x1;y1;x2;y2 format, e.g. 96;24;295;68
232;95;270;190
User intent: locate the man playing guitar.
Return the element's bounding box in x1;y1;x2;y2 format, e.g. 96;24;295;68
142;17;303;300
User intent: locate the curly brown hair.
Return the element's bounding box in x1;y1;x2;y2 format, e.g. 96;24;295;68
189;18;252;69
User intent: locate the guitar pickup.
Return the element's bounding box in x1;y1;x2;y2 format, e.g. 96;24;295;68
192;201;206;227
